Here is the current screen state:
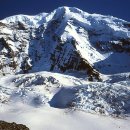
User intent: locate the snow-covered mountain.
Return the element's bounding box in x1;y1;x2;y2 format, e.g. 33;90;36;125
0;6;130;81
0;7;130;128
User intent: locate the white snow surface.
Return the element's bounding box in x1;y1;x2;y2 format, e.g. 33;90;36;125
0;71;130;130
1;105;130;130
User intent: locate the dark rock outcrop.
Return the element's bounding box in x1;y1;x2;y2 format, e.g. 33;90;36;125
0;121;29;130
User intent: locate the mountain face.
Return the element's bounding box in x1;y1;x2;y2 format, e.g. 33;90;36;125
0;6;130;81
0;7;130;120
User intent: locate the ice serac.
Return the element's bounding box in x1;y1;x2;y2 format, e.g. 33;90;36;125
0;6;130;80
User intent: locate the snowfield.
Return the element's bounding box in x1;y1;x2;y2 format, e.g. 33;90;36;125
1;104;130;130
0;71;130;130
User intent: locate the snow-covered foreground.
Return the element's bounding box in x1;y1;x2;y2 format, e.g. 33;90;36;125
0;104;130;130
0;71;130;129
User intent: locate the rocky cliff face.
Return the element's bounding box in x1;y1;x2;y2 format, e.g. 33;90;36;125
0;7;130;80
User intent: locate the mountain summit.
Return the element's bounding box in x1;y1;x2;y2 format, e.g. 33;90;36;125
0;6;130;81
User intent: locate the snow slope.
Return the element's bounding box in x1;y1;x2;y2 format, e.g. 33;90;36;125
0;71;130;116
0;71;130;130
1;105;130;130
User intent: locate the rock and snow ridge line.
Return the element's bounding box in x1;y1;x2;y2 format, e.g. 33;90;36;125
0;6;130;81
